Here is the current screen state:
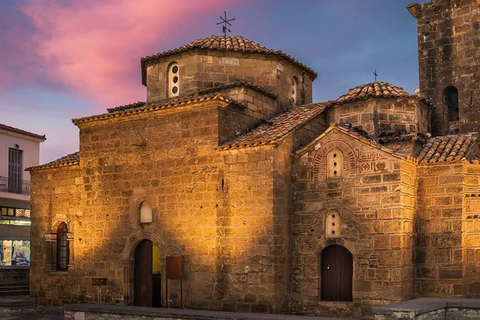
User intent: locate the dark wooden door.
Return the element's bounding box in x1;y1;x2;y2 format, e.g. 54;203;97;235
134;240;153;306
321;245;353;301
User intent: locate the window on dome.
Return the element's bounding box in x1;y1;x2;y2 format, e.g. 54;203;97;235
291;77;298;105
168;63;180;98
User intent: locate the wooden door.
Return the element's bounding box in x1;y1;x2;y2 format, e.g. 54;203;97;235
134;240;153;306
321;245;353;301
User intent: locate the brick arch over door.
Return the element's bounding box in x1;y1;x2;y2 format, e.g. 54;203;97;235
122;231;166;305
312;140;357;180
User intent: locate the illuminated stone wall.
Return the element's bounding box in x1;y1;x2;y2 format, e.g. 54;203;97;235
145;50;314;110
328;97;430;138
29;97;315;311
415;162;465;297
292;128;416;318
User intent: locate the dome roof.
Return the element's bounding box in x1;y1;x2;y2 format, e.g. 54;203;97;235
141;35;317;85
334;82;410;105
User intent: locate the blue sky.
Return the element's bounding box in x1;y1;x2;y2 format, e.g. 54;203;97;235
0;0;429;163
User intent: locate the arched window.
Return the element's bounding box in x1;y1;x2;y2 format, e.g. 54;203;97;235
444;86;459;122
321;245;353;301
326;211;341;238
327;149;343;179
56;222;69;271
291;77;298;105
139;201;152;224
168;63;179;98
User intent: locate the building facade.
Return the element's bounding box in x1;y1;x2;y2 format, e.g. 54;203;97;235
28;0;480;318
0;124;45;282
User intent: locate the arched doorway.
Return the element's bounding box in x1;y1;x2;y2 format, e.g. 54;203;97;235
321;245;353;301
134;239;162;307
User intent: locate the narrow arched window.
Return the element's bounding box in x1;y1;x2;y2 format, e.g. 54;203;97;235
56;222;69;271
326;211;341;238
139;201;152;224
168;62;179;98
291;77;298;105
327;149;343;179
444;86;459;122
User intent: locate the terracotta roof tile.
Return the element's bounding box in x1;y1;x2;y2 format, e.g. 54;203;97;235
107;82;274;114
334;82;410;105
76;93;236;124
416;133;478;163
0;123;46;141
107;102;145;113
26;152;79;171
141;35;317;85
197;81;277;99
218;102;328;149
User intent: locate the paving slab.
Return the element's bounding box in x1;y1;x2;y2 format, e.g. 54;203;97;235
65;304;365;320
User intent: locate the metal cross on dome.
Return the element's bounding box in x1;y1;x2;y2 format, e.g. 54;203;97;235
374;69;378;81
217;11;235;36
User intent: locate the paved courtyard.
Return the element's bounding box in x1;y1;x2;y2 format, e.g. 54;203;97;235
0;307;63;320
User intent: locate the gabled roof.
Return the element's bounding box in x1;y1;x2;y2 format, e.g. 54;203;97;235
26;152;79;171
296;124;407;160
334;81;410;105
75;93;236;125
107;82;276;114
107;101;145;113
416;133;478;163
141;35;317;85
218;102;328;150
197;81;277;99
0;123;46;141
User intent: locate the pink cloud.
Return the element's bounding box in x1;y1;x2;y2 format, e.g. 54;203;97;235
20;0;229;110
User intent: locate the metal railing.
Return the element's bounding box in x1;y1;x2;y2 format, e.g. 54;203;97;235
0;176;30;195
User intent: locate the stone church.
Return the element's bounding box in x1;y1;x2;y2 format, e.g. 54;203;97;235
27;0;480;318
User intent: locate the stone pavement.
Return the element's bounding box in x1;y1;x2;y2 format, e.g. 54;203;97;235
0;306;63;320
64;304;365;320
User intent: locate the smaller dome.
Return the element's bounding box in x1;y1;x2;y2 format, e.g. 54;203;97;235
334;82;410;105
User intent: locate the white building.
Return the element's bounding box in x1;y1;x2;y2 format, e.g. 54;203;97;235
0;123;45;281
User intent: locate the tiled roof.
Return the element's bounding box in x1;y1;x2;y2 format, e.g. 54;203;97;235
107;102;145;113
106;83;272;114
295;124;406;160
141;35;317;85
416;133;478;163
334;82;410;105
218;102;328;150
197;81;277;99
75;93;236;125
378;132;428;144
0;123;46;140
26;152;79;171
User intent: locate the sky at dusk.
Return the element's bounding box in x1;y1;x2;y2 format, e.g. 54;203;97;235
0;0;430;164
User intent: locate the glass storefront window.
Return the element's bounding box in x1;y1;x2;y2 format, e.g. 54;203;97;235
0;206;30;218
0;240;30;266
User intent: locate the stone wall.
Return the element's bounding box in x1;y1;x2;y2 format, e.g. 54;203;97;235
461;161;480;298
327;97;430;137
408;0;480;135
374;298;480;320
414;162;465;297
217;87;278;143
29;99;302;312
144;50;313;109
291;128;415;318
